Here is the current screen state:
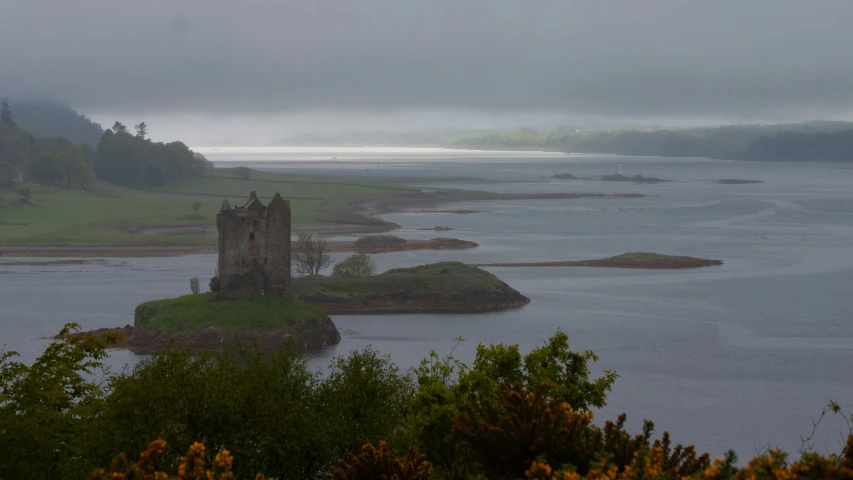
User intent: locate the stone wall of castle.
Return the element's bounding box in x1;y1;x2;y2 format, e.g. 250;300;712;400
216;192;291;297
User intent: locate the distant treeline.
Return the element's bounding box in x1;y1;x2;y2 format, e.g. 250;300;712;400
0;100;210;192
95;121;211;187
449;122;853;161
0;99;96;190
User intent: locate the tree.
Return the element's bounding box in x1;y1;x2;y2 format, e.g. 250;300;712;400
134;121;148;139
28;152;64;185
332;253;376;278
293;232;333;276
95;130;199;187
191;152;212;176
0;162;20;189
29;147;94;189
0;323;120;479
17;186;31;203
1;98;16;126
190;277;200;294
408;331;619;477
111;121;127;134
318;348;414;460
192;201;202;213
234;165;252;180
62;147;94;189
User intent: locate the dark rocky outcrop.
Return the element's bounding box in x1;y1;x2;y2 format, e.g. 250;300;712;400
127;311;340;354
82;306;340;354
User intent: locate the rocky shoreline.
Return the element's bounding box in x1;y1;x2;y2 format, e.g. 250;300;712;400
299;288;531;315
81;309;341;355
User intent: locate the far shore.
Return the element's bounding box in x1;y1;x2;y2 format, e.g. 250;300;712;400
193;145;569;157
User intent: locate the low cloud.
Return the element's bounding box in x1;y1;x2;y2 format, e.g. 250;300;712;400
3;0;853;122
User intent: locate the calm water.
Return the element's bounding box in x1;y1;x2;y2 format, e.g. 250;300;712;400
3;149;853;458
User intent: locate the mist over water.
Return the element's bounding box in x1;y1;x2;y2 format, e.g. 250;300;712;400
3;150;853;458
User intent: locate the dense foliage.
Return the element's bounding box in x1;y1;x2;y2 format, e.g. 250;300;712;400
748;130;853;161
2;325;852;479
0;118;94;189
332;253;377;278
94;125;211;187
1;102;211;193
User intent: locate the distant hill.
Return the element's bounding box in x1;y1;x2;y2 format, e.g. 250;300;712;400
448;121;853;161
9;98;103;146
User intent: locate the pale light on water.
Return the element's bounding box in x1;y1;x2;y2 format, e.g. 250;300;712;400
3;152;853;458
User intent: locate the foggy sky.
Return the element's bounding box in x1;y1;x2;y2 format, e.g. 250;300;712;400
3;0;853;142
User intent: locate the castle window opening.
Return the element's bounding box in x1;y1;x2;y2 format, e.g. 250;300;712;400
253;220;257;228
249;232;255;240
252;258;259;269
264;257;268;264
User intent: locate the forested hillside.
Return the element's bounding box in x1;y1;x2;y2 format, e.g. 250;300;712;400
0;101;211;193
95;121;211;186
9;98;104;146
449;121;853;161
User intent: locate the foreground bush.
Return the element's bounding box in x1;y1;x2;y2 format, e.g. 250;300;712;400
90;439;271;480
330;441;433;480
4;324;853;479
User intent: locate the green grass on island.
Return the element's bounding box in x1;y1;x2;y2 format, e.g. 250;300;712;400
293;261;509;299
135;292;327;334
0;167;419;244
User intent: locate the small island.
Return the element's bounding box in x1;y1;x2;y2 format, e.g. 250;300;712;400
82;192;529;353
416;226;454;231
91;293;340;354
477;252;723;269
292;262;531;314
601;174;668;183
716;179;763;184
551;173;578;179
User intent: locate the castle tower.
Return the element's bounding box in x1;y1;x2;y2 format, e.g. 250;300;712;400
216;191;292;297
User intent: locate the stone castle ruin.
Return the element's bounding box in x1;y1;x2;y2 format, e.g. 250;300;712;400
215;191;291;299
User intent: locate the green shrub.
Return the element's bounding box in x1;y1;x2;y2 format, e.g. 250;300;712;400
332;253;377;278
209;275;221;292
190;277;200;295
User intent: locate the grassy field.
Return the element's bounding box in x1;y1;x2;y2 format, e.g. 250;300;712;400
0;168;416;244
135;292;327;334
